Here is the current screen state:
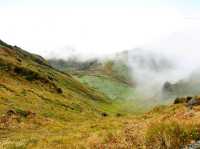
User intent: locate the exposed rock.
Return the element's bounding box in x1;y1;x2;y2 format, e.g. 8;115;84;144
187;96;200;109
174;96;200;109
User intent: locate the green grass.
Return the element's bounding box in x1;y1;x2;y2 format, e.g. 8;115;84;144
78;75;135;100
77;75;157;113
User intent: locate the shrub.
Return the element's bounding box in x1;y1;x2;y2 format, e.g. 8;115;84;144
13;67;39;81
13;108;36;118
101;112;108;117
56;88;63;94
174;96;192;104
145;121;200;149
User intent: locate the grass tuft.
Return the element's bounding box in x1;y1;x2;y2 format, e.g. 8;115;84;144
145;121;200;148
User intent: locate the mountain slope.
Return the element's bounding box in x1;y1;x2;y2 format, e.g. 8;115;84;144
0;40;129;148
2;40;200;148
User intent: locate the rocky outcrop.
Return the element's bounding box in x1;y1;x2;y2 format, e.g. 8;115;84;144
174;96;200;109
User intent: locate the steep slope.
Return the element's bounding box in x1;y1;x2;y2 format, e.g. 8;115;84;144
0;40;130;148
0;40;112;115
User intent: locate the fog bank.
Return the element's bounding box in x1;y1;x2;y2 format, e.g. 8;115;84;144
127;46;200;99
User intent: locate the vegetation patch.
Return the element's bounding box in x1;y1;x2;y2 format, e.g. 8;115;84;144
79;75;135;100
145;121;200;148
0;40;13;49
13;67;40;81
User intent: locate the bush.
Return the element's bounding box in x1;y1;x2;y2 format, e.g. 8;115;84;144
56;88;63;94
101;112;108;117
174;96;192;104
145;121;200;149
13;67;39;81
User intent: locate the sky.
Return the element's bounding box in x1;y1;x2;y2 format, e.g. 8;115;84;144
0;0;200;58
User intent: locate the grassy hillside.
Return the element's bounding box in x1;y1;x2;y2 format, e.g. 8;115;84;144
0;40;131;148
79;75;134;100
48;56;135;100
1;40;200;148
